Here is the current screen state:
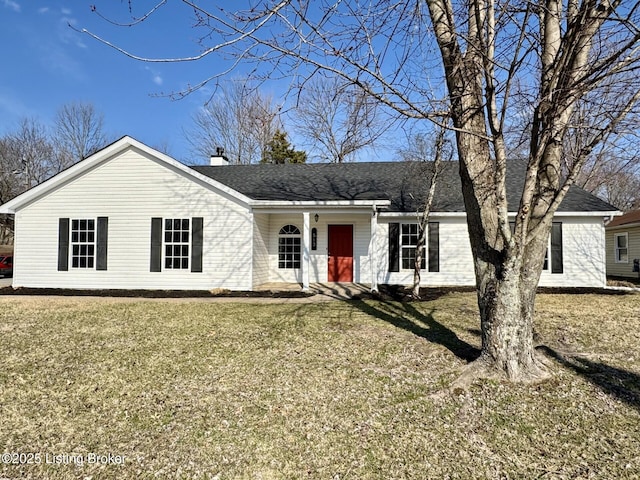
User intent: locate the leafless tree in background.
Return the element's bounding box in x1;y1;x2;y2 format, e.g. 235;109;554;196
0;139;18;244
564;100;640;211
0;103;110;241
595;171;640;211
503;77;640;212
3;118;55;191
187;79;281;164
54;101;109;170
292;76;389;162
84;1;640;382
0;118;55;243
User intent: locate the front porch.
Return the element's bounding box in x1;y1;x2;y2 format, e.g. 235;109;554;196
251;204;387;291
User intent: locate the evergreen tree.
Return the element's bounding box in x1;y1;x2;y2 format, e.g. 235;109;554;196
261;130;306;164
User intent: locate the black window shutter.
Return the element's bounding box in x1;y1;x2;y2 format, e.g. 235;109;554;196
96;217;108;271
428;222;440;272
551;222;563;274
388;223;400;272
150;217;162;272
191;217;203;273
58;218;69;271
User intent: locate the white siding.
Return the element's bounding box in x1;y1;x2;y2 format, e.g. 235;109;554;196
374;215;607;288
252;213;270;287
307;214;371;283
606;226;640;278
374;217;475;286
13;147;253;290
539;217;606;287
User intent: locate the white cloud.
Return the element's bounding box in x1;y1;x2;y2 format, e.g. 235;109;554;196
37;7;49;14
145;67;163;86
6;6;87;84
61;7;71;15
2;0;20;12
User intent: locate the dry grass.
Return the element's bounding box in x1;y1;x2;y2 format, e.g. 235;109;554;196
0;292;639;479
608;277;640;288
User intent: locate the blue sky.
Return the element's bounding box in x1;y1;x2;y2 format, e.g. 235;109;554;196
0;1;250;164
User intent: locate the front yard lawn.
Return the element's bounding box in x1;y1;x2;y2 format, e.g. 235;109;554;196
0;292;639;479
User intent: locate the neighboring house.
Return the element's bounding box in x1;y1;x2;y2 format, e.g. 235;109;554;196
605;209;640;279
0;136;618;291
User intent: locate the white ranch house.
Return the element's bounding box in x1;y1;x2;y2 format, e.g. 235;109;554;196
0;136;618;291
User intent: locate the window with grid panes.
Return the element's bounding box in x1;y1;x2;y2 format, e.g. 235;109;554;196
71;219;95;268
164;218;190;269
401;223;426;270
278;224;301;269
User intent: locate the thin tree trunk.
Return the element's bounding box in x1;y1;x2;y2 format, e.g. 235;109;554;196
412;223;427;298
412;126;446;298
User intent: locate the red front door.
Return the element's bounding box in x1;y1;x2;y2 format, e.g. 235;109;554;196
328;225;354;282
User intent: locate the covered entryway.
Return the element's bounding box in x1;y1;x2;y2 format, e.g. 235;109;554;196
328;224;354;282
251;204;387;291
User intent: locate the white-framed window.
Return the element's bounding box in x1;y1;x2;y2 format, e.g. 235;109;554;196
615;233;629;263
543;250;549;270
164;218;190;269
278;224;301;269
401;223;426;270
71;219;95;268
542;237;552;271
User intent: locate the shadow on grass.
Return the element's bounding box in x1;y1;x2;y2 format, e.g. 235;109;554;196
539;345;640;410
353;300;480;362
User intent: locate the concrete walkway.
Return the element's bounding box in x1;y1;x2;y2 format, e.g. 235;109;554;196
255;282;372;301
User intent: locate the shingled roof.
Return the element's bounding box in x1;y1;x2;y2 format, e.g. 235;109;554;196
191;160;616;213
607;209;640;227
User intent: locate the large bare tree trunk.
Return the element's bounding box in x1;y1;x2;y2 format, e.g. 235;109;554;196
427;0;590;382
471;228;551;381
454;128;552;382
441;6;548;380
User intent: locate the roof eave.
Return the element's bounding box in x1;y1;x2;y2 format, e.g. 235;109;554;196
553;210;621;217
250;199;391;208
607;221;640;229
379;210;621;218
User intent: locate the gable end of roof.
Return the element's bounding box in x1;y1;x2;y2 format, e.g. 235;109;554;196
0;136;253;214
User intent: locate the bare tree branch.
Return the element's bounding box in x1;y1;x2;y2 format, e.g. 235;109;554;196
186;78;281;165
54;101;108;169
292;76;390;162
